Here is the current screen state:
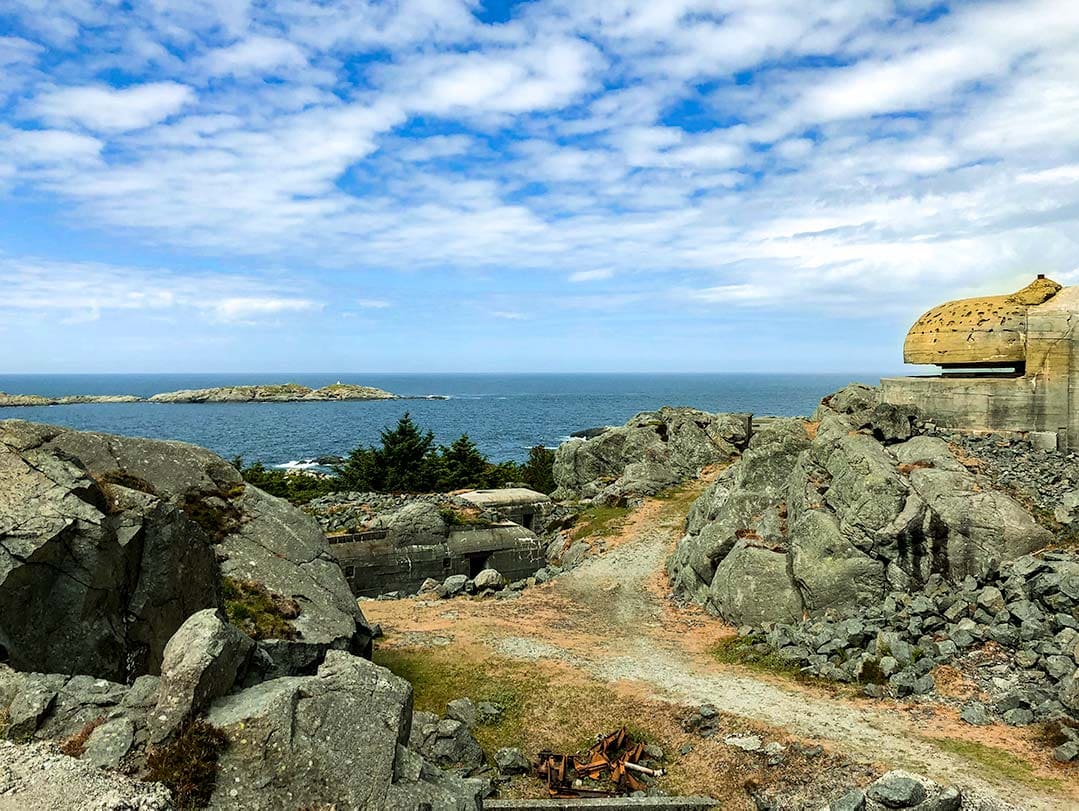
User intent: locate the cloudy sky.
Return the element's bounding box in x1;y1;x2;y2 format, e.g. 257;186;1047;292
1;0;1078;373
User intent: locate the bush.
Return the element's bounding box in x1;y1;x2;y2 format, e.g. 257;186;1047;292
144;720;228;810
222;577;300;640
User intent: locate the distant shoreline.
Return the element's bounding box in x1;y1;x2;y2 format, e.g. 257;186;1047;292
0;383;450;408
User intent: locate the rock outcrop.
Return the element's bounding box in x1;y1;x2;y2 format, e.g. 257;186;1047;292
206;651;483;809
0;421;484;809
0;420;372;681
669;386;1052;625
0;393;142;407
148;383;396;403
553;407;752;504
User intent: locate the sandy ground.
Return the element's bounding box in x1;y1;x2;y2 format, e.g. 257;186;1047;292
365;483;1078;810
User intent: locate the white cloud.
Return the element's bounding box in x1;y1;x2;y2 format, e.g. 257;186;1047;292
569;268;613;283
387;38;603;116
209;296;321;322
356;298;391;308
200;36;309;77
0;255;321;325
1;0;1079;332
30;82;195;132
492;310;526;320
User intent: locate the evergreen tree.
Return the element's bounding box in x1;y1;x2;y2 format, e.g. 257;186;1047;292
437;434;489;491
373;412;436;492
520;445;556;494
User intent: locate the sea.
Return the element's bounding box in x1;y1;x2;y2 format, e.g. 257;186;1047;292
0;373;884;467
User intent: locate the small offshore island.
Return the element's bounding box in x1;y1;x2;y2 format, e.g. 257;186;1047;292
0;382;405;407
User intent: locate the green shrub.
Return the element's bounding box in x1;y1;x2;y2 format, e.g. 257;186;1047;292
144;720;228;809
221;577;300;640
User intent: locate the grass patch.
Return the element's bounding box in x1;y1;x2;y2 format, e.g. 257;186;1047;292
145;720;229;810
58;716;105;758
573;505;631;539
0;706;10;739
221;577;300;640
711;636;807;681
374;646;533;755
927;737;1060;790
654;481;707;518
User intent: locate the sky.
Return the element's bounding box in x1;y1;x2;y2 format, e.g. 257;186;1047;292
1;0;1078;374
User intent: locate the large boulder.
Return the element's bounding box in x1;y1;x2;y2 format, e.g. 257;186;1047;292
553;408;751;503
708;540;803;625
0;421;220;681
0;420;372;682
206;650;483;809
149;609;254;743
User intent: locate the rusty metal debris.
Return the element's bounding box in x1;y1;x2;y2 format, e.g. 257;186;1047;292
535;727;665;798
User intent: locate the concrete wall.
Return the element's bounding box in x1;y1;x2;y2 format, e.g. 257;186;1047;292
329;522;546;597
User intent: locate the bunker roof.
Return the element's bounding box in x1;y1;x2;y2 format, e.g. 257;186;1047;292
904;276;1062;367
458;487;552;509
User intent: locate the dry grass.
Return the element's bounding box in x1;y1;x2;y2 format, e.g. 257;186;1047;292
373;641;870;806
931;665;980;700
144;720;229;810
58;716;106;758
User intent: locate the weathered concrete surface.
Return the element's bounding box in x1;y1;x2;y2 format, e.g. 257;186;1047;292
903;276;1061;367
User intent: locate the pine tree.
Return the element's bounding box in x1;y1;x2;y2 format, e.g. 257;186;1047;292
374;412;436;492
520;445;556;494
437;434;489;491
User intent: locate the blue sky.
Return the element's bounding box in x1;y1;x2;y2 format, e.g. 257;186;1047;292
1;0;1078;373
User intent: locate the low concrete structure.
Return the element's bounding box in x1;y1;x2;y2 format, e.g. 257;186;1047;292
882;276;1079;450
458;487;552;531
330;521;545;597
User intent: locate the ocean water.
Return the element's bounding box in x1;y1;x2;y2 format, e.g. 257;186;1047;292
0;373;881;466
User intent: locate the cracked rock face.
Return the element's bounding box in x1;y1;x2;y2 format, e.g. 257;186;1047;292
0;420;371;682
553;407;752;504
206;650;484;810
668;386;1053;625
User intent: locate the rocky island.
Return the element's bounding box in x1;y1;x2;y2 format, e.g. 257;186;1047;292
0;382;400;407
0;393;142;407
147;382;398;403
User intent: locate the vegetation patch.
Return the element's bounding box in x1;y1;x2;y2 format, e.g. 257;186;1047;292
711;636;813;682
372;643;843;803
235;460;337;505
438;507;492;528
926;736;1059;790
97;470;158;495
1040;716;1079;749
144;720;229;810
58;716;106;758
0;706;10;739
573;505;631;539
180;491;243;541
221;577;300;640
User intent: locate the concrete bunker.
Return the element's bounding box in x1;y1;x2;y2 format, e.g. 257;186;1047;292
881;275;1079;450
320;489;551;597
457;487;553;532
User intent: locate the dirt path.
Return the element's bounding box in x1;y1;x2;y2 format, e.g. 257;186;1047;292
366;488;1076;809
